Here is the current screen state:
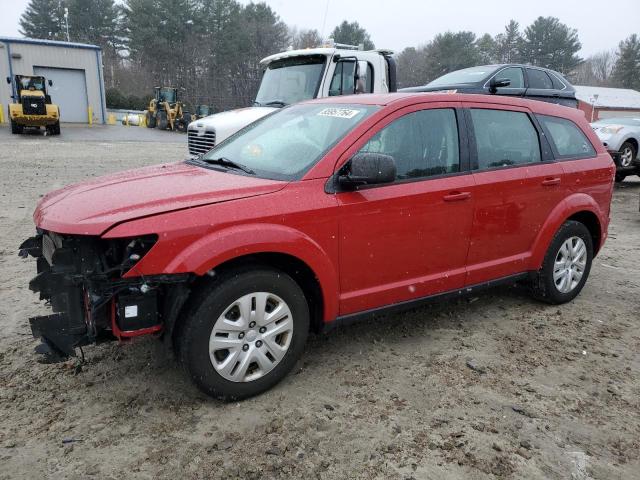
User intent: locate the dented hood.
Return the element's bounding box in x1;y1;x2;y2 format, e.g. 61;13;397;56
34;162;286;235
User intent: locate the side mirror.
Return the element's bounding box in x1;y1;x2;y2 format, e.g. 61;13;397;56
338;153;396;189
48;79;53;86
489;77;511;93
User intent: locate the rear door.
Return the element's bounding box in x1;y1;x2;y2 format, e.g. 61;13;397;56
335;102;475;315
463;103;564;285
524;68;567;106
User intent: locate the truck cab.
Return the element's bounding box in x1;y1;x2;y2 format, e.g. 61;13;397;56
187;44;396;156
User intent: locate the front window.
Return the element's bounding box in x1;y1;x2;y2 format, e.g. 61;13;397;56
427;66;493;87
255;56;326;106
199;103;378;179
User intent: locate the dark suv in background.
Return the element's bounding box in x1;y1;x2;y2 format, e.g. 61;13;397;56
401;64;578;108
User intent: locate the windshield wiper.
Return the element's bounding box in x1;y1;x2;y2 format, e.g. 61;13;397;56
263;100;288;107
201;156;255;175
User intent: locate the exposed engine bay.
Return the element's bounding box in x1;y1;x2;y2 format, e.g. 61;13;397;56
19;230;191;362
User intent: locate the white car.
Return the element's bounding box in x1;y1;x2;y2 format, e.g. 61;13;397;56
591;117;640;182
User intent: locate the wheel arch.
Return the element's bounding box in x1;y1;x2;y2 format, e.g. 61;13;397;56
530;195;605;269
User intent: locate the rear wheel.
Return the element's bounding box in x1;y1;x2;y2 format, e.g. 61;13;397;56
178;112;192;132
145;111;156;128
531;220;593;304
156;111;168;130
179;268;309;401
618;141;636;168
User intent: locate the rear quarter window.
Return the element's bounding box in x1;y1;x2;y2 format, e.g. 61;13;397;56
537;115;596;158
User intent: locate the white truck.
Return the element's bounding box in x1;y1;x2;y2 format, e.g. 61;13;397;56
187;43;397;156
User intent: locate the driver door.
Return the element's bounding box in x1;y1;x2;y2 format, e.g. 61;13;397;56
335;103;475;315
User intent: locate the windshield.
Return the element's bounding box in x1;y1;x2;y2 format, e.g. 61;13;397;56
159;88;176;103
255;56;326;106
595;118;640;127
199;103;378;180
427;66;494;87
19;76;45;91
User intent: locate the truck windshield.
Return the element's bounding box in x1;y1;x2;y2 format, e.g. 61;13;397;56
198;103;378;180
255;56;326;107
427;66;493;87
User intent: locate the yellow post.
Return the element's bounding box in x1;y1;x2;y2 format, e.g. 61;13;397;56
107;113;116;125
88;106;93;126
0;104;4;124
139;114;146;127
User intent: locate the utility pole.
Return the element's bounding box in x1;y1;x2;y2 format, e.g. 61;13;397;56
64;7;70;42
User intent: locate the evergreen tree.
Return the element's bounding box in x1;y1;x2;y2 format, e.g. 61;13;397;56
423;31;481;80
476;33;497;64
19;0;67;40
331;21;374;50
494;20;523;63
612;34;640;89
521;16;582;73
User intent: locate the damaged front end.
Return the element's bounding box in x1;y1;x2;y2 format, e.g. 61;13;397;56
19;231;191;363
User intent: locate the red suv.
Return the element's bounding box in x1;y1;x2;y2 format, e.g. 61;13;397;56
20;93;614;400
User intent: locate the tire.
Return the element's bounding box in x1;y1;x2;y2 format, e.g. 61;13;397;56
156;111;168;130
10;119;22;134
531;220;593;304
615;172;626;183
179;267;310;401
53;121;61;135
617;141;637;168
178;113;192;132
145;111;156;129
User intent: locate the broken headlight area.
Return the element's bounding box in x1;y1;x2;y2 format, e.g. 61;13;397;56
19;231;191;363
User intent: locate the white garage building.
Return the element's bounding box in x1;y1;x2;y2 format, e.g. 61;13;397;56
0;37;106;124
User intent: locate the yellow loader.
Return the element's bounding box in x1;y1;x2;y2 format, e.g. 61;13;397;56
6;75;61;135
145;87;191;131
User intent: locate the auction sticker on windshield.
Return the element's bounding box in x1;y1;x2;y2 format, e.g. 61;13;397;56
317;108;361;119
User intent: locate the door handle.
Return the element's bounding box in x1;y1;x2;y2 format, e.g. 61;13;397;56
541;177;561;186
443;191;471;202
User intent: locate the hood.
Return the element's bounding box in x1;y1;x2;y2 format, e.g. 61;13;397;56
189;106;277;144
35;162;287;236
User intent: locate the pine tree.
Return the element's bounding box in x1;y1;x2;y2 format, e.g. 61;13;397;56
476;33;497;64
521;17;582;73
494;20;523;63
612;34;640;89
19;0;67;40
331;21;375;50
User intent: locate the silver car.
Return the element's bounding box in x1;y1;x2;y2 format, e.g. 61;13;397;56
591;117;640;182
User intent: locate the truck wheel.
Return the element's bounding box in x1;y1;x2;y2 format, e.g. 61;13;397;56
10;119;22;134
179;113;192;132
145;111;156;128
531;220;593;304
53;121;61;135
179;267;310;401
157;111;168;130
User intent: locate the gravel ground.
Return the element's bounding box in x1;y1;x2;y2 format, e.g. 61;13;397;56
0;127;639;479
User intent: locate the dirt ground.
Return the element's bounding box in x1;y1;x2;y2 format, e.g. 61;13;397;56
0;126;639;480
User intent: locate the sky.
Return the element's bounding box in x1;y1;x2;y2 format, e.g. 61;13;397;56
1;0;638;57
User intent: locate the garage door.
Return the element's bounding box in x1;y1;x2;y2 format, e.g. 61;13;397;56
33;67;88;123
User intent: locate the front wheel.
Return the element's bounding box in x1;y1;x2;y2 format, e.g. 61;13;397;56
531;220;593;304
145;111;156;128
179;268;309;401
156;111;168;130
10;119;23;134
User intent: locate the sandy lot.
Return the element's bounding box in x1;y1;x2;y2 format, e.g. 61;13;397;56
0;126;639;479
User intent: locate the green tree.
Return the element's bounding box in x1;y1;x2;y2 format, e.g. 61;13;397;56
612;34;640;89
19;0;67;40
66;0;121;46
423;31;481;80
521;16;582;73
330;20;374;50
476;33;497;64
494;20;523;63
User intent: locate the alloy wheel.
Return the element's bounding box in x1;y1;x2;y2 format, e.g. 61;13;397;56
620;146;634;167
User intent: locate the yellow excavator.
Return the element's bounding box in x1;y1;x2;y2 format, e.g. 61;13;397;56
6;75;61;135
145;87;190;131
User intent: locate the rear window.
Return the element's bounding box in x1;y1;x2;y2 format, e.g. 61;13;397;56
537;115;596;158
